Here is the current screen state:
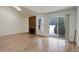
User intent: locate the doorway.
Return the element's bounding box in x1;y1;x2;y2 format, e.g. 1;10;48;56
49;16;65;38
29;16;36;34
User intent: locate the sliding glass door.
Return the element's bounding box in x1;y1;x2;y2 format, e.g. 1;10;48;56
49;16;65;38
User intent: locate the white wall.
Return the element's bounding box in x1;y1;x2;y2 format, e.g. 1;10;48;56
0;7;28;36
76;7;79;47
36;7;77;42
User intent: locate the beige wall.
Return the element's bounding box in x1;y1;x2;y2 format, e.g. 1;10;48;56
0;7;28;36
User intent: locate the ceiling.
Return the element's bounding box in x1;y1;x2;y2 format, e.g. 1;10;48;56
19;6;39;17
24;6;75;14
14;6;75;17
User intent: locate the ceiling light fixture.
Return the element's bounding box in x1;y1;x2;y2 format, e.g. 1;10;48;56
13;6;22;11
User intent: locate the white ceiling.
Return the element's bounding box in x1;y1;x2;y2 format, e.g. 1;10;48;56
18;6;39;17
12;6;75;17
24;6;75;14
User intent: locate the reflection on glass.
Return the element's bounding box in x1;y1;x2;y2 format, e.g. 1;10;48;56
58;17;65;38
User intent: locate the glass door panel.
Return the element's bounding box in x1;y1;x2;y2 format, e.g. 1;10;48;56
58;17;65;38
49;17;58;37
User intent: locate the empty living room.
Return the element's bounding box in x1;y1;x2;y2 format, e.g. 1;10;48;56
0;6;79;52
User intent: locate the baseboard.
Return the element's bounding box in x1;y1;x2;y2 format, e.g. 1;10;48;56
0;32;29;37
0;32;48;38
